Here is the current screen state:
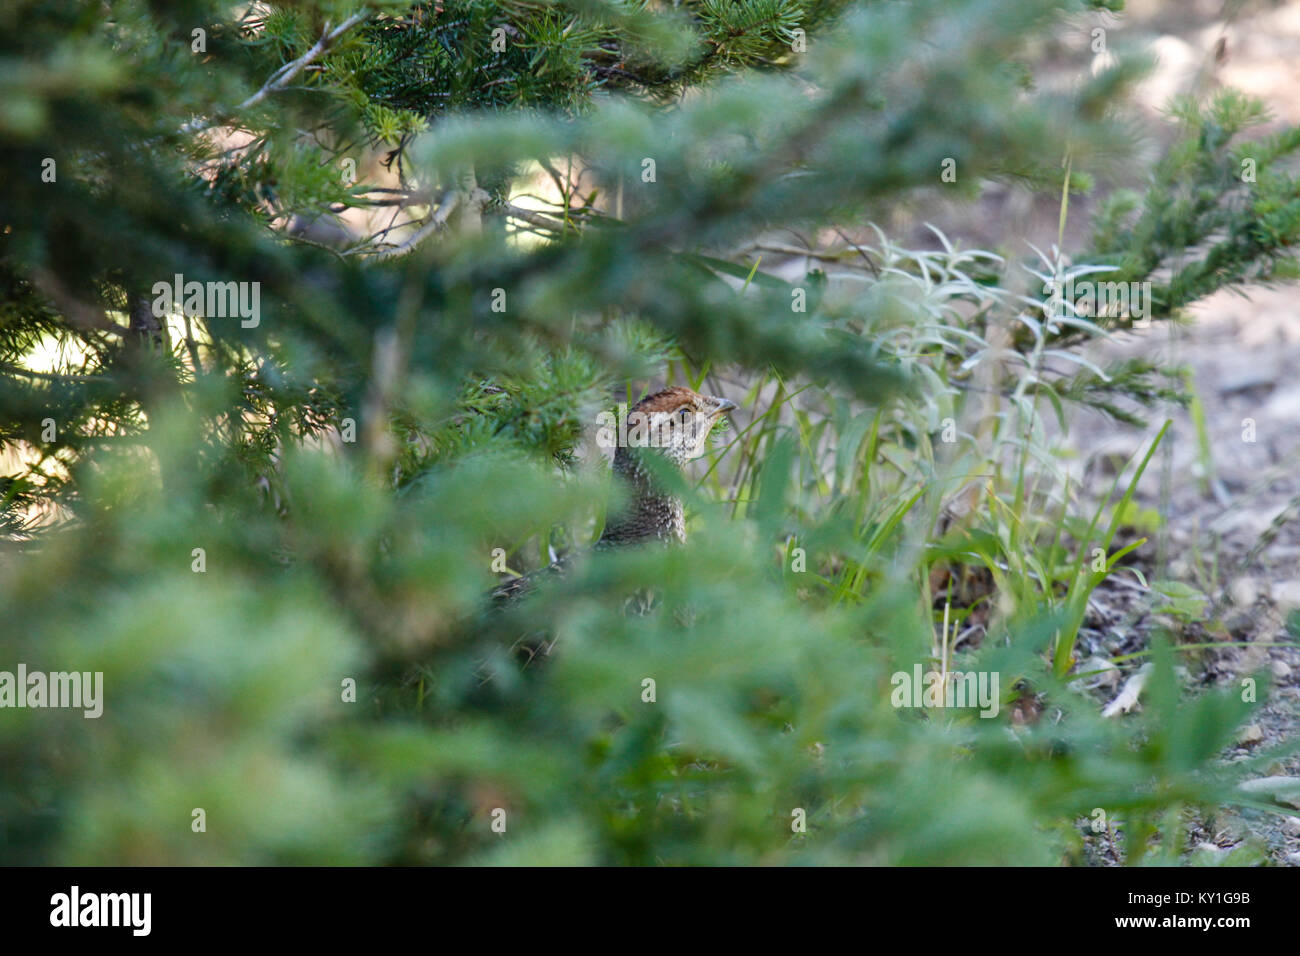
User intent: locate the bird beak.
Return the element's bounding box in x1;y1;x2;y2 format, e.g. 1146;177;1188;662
710;397;737;416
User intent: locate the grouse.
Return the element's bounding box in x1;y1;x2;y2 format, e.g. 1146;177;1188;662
490;385;737;604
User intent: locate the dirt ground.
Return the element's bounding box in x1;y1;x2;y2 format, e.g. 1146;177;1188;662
1064;287;1300;865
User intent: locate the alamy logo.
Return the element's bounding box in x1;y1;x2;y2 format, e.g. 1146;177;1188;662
595;404;713;451
1043;273;1151;321
890;664;1000;718
50;886;150;936
151;273;261;328
0;664;102;718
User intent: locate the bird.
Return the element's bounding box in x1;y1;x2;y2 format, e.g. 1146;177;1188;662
489;385;738;606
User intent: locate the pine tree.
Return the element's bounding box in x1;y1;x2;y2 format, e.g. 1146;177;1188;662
2;0;1298;864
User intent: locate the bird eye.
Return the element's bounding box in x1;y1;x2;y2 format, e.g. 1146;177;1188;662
678;407;692;421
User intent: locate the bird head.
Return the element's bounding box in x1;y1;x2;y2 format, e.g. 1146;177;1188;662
618;386;737;467
600;386;737;546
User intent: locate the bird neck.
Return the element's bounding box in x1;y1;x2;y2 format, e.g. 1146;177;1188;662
599;447;686;546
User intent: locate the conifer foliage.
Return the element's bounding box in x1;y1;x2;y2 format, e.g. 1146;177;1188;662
2;0;1298;864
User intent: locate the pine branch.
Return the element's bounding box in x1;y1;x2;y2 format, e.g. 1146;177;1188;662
182;10;371;135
